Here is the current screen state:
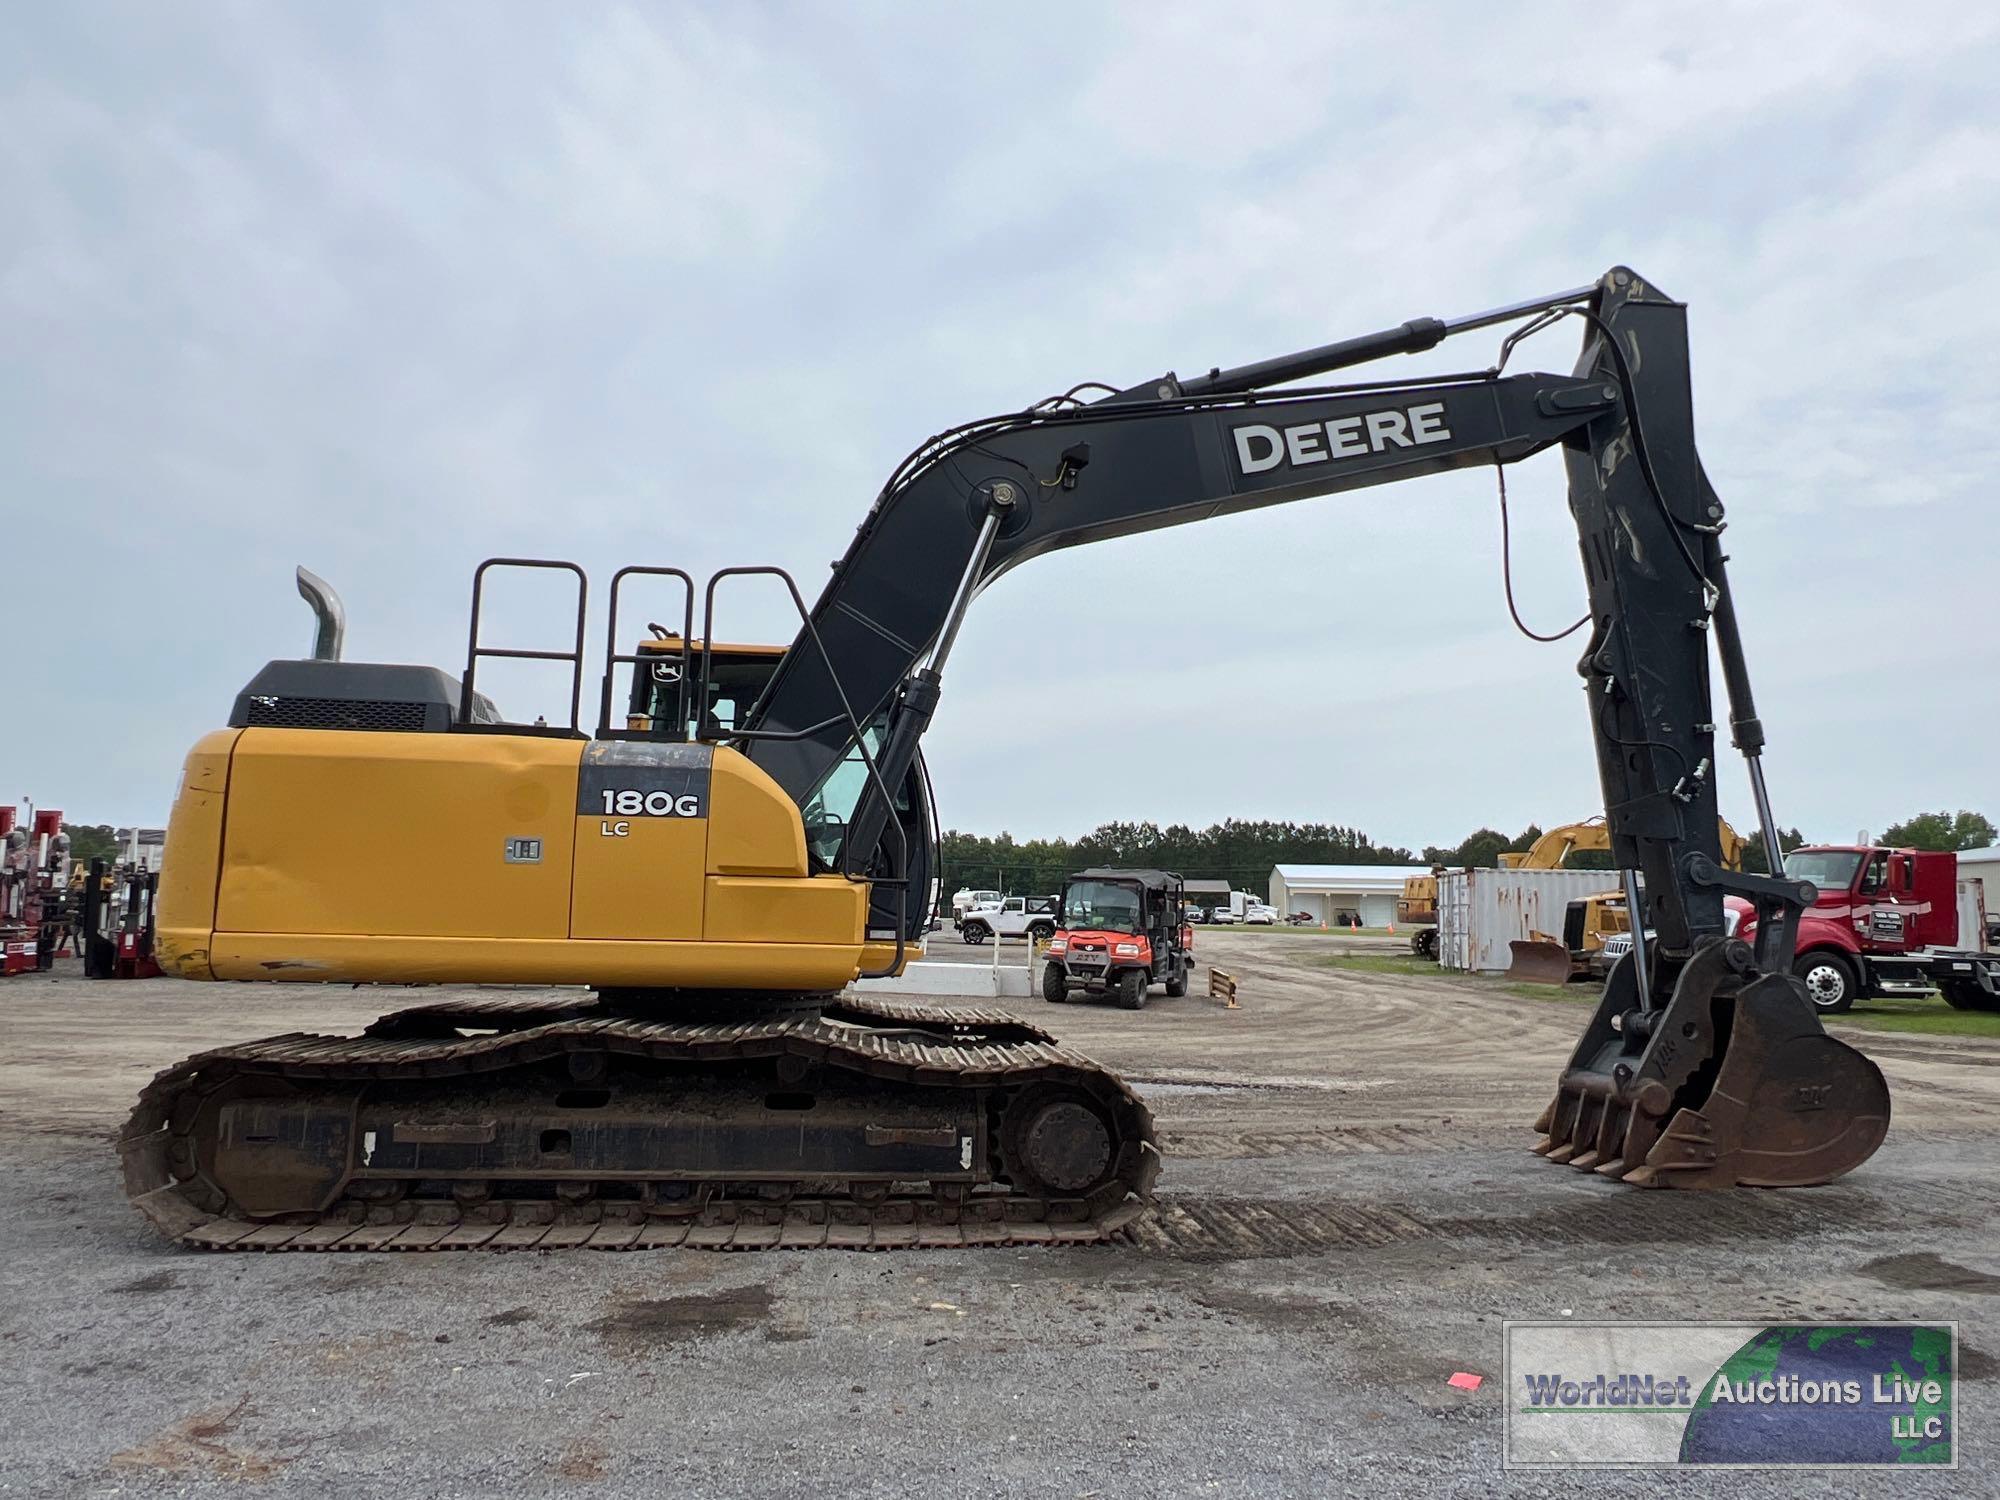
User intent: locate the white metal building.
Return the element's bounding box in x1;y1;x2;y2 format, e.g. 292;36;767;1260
1959;846;1998;949
1958;846;1998;907
1268;864;1434;927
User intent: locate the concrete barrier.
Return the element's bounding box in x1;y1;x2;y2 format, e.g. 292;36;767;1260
851;961;1033;999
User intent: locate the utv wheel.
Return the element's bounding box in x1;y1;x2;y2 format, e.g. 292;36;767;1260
1165;961;1189;998
962;922;989;945
1116;969;1148;1010
1940;981;2000;1013
1793;950;1857;1014
1041;961;1070;1004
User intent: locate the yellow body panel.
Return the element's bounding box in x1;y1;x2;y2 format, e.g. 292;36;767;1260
156;726;903;988
571;812;708;941
216;730;581;940
201;934;868;989
156;729;241;980
706;751;810;876
704;875;866;946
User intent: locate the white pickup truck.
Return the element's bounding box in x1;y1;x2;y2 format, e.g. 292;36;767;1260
958;896;1058;945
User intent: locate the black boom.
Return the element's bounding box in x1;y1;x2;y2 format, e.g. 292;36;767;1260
740;268;1792;970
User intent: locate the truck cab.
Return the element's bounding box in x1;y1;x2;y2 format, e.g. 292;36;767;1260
1041;868;1194;1010
1733;845;1999;1013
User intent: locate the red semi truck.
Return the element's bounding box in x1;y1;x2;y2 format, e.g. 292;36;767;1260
1730;845;2000;1013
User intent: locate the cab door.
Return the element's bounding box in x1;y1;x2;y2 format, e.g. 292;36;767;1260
1854;849;1914;955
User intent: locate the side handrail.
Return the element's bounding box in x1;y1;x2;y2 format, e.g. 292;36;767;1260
596;566;696;739
461;558;588;734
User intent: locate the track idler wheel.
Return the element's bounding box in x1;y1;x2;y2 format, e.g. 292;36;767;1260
1000;1086;1116;1197
1533;938;1890;1189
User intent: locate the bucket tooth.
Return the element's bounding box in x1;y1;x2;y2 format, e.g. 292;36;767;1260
1530;1135;1557;1157
1570;1148;1602;1172
1589;1098;1627;1168
1567;1096;1602;1161
1592;1157;1626;1179
1545;1089;1583;1152
1545;1142;1580;1165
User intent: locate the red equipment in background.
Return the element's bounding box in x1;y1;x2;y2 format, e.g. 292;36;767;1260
1732;844;2000;1013
82;859;163;980
1;805;71;976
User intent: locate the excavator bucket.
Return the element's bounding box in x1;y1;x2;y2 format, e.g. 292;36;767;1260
1534;939;1889;1188
1506;936;1575;986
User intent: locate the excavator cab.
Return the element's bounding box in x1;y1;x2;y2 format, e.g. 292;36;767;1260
625;631;787;741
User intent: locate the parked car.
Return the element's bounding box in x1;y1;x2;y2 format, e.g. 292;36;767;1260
1286;911;1317;926
1208;907;1240;925
1243;904;1279;925
1184;905;1209;924
959;896;1058;944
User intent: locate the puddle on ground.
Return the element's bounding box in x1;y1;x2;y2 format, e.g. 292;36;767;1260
1858;1252;2000;1295
587;1285;776;1348
110;1271;181;1295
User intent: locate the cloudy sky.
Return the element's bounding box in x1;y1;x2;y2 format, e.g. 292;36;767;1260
5;3;1995;850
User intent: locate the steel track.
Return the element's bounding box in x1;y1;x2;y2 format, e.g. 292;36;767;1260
119;993;1159;1251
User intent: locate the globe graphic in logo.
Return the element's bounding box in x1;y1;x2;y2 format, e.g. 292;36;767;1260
1680;1325;1952;1464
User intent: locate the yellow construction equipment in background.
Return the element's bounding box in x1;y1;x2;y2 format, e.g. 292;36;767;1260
1504;818;1746;983
1396;871;1442;959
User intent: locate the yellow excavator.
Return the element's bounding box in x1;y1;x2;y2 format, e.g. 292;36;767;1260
124;270;1893;1252
1502;818;1746;984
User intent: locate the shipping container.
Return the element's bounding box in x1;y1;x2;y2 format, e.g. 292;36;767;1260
1437;867;1622;974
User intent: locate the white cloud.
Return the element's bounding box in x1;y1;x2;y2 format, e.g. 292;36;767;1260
2;2;1995;848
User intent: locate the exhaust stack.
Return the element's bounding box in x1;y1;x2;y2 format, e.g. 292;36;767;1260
295;567;346;662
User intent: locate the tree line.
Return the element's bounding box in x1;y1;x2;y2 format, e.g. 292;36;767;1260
942;808;1994;896
941;820;1416;897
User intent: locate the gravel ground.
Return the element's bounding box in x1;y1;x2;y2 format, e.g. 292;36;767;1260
2;932;1995;1497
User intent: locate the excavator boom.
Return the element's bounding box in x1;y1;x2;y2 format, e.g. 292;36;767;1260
124;267;1888;1253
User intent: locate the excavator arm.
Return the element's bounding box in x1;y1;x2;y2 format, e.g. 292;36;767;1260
737;266;1888;1188
753;271;1726;952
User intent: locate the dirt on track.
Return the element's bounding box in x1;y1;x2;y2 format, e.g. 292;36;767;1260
4;932;1999;1496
